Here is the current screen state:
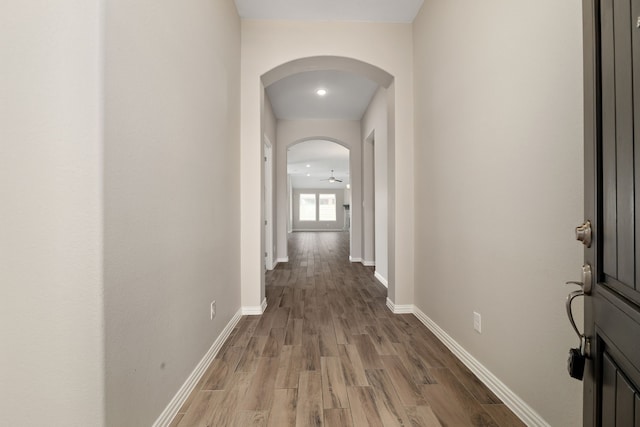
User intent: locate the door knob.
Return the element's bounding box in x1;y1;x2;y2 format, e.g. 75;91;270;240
575;220;592;248
565;264;593;295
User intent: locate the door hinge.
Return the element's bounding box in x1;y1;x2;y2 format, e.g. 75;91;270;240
264;156;267;162
265;220;267;225
265;252;267;257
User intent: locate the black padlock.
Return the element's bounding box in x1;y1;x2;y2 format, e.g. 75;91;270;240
567;347;585;380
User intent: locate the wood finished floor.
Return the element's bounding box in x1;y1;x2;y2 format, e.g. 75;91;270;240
171;232;525;427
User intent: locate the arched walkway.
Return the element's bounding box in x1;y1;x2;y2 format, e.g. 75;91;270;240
241;46;414;316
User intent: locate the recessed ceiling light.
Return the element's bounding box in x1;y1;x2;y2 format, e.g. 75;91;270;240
306;164;311;168
346;184;351;189
316;88;327;96
306;173;311;177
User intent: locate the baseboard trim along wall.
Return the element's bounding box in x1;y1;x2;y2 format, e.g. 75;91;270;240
349;256;362;263
293;228;344;232
152;309;243;427
241;298;267;315
385;298;413;314
269;258;289;270
362;260;375;267
374;271;388;288
412;306;550;427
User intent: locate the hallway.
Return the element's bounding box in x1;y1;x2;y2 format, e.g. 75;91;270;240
171;232;524;426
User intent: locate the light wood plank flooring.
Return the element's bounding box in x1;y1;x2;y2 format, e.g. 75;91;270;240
171;232;525;426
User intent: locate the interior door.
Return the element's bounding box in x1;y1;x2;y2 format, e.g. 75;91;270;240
583;0;640;425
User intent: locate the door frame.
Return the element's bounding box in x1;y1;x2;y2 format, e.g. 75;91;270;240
582;0;598;424
264;136;274;271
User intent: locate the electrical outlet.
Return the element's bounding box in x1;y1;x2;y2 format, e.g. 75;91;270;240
210;300;216;320
473;311;481;333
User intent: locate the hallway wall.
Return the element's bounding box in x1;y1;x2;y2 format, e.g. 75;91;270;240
1;2;104;425
413;1;584;425
104;0;241;425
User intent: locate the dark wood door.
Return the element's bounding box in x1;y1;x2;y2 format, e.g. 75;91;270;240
583;0;640;425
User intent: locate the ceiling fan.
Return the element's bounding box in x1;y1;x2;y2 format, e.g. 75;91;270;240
320;170;343;183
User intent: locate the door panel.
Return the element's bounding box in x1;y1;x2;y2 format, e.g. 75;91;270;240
613;0;635;288
599;350;640;426
584;0;640;425
601;0;618;279
616;370;636;426
601;0;637;293
602;354;616;427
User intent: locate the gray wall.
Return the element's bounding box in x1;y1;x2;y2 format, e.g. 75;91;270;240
292;189;346;231
413;1;584;425
104;0;241;425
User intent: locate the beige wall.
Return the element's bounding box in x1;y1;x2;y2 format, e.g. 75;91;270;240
241;21;415;309
0;1;105;425
413;1;584;425
104;0;241;425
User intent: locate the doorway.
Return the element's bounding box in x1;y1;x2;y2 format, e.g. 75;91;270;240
287;140;350;235
264;138;274;271
363;132;375;267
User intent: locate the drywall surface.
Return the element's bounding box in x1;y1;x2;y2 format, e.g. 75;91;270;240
104;0;241;425
0;1;105;425
276;119;362;261
361;87;389;283
242;21;415;309
413;1;584;425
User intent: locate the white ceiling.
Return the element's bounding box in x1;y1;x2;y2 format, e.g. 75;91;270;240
268;72;374;190
234;0;424;23
266;70;379;120
288;140;350;189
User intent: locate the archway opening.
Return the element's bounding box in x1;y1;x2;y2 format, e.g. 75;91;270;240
287;139;350;238
258;55;396;312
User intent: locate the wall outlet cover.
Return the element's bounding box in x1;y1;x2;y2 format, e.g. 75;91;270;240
473;311;481;333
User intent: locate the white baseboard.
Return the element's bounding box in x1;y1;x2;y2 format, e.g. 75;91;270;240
385;298;413;314
374;271;388;288
349;256;362;263
386;298;395;312
412;307;550;427
293;229;344;232
362;260;375;267
242;298;267;315
267;258;288;270
152;309;242;427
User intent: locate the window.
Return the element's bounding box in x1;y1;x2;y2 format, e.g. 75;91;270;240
299;194;316;221
319;194;336;221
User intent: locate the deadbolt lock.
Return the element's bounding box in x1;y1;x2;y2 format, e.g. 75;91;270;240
575;220;592;248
